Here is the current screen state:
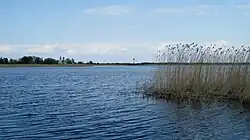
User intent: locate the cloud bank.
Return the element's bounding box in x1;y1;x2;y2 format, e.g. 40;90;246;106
0;40;243;62
0;46;10;53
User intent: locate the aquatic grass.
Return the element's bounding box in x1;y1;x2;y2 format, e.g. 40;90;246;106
146;43;250;105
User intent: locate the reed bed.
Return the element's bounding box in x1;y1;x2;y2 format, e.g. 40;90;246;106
146;43;250;104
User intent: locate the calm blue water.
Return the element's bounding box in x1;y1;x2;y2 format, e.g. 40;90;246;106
1;66;250;140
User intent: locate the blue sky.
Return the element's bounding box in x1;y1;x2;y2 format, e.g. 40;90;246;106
0;0;250;62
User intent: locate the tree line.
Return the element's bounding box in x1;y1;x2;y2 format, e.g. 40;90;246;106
0;56;91;64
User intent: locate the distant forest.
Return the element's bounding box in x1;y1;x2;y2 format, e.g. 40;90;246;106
0;56;156;65
0;56;146;65
0;56;89;64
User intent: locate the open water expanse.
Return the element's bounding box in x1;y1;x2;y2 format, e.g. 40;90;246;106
1;66;250;140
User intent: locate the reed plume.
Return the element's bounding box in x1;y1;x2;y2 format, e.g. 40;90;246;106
147;43;250;104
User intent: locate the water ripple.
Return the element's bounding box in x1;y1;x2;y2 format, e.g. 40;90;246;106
1;66;250;139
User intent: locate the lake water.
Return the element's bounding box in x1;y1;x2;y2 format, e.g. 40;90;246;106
1;66;250;140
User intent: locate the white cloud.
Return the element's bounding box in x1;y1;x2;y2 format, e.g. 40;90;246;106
152;5;223;16
0;42;160;62
1;43;130;56
3;40;233;56
237;4;250;15
57;43;127;56
0;46;10;53
205;40;232;46
2;40;246;62
237;4;250;9
158;40;234;50
83;5;131;16
27;44;57;53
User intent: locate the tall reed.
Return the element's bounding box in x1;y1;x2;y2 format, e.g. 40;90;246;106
148;43;250;104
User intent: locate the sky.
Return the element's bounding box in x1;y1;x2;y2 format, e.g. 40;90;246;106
0;0;250;62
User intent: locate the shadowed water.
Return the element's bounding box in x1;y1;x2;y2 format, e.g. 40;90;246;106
1;66;250;140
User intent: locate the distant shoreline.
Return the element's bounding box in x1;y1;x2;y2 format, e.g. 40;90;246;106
0;63;147;68
0;64;90;67
0;63;155;67
1;62;250;68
